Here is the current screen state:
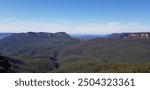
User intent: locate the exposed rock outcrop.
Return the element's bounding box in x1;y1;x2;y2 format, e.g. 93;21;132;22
108;32;150;40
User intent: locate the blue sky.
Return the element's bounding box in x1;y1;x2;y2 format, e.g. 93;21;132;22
0;0;150;34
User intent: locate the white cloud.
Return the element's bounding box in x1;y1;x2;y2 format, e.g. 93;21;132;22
108;22;120;25
0;20;150;34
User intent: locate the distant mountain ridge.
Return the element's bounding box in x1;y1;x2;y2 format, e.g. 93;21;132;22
71;34;108;40
0;33;12;39
13;32;71;38
0;32;80;56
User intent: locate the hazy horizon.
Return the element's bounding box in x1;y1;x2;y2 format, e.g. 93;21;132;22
0;0;150;34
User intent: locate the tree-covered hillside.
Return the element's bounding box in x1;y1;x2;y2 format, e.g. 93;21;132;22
0;32;150;73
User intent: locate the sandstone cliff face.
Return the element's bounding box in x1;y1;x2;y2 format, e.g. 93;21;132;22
108;32;150;40
126;33;150;39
